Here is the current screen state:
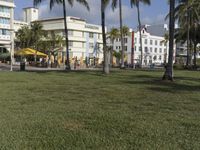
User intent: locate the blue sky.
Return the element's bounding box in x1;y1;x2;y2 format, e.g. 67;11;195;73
14;0;169;29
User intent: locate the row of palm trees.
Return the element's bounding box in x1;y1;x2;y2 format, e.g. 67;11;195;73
32;0;199;81
33;0;151;74
174;0;200;68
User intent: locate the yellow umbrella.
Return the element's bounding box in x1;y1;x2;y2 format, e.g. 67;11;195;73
15;48;47;57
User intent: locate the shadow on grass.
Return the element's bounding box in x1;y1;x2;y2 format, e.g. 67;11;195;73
123;74;200;93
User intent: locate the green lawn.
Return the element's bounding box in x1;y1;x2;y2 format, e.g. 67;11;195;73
0;70;199;149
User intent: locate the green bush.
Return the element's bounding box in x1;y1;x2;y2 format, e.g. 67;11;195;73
0;53;10;62
173;64;184;70
197;58;200;65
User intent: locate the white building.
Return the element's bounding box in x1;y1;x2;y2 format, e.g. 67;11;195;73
0;0;15;52
112;24;176;66
14;7;105;64
23;7;39;24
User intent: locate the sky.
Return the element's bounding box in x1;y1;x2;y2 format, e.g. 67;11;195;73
14;0;169;29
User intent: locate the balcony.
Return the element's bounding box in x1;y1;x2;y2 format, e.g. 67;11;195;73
0;0;15;8
0;35;10;40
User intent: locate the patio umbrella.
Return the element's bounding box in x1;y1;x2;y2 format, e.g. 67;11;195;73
15;48;47;57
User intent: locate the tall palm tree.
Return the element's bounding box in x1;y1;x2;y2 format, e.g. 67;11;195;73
161;33;169;63
162;0;175;81
31;22;43;50
16;26;32;48
174;0;200;67
30;22;44;63
130;0;151;68
111;0;128;68
101;0;110;74
34;0;89;70
107;27;120;66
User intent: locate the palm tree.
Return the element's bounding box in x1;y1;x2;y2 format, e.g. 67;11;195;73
101;0;111;74
174;0;200;67
30;22;44;63
111;0;128;68
31;22;43;49
16;25;32;48
34;0;89;70
162;0;175;81
107;27;120;66
130;0;151;68
161;33;169;63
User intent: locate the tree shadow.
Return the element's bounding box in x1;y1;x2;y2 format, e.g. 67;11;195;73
123;74;200;93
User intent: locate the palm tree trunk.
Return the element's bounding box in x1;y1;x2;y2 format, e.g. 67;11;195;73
186;0;190;67
119;0;125;68
193;42;197;68
162;0;175;81
136;1;143;68
111;40;114;67
62;0;71;70
101;0;109;74
193;23;197;68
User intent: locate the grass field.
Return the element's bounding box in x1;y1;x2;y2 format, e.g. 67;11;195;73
0;70;199;149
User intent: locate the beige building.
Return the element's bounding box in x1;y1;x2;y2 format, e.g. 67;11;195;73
37;16;104;63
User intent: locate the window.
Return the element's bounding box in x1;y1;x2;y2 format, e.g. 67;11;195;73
0;18;10;24
145;39;148;44
135;46;137;51
150;47;152;53
124;46;127;51
159;48;162;53
98;34;101;39
124;38;128;43
153;55;157;61
154;48;157;53
155;40;157;45
89;43;94;49
68;30;73;36
89;32;93;38
145;47;148;53
68;41;73;47
150;40;153;45
159;55;162;60
135;38;137;43
164;49;167;53
160;41;162;46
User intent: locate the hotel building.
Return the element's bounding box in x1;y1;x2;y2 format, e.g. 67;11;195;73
112;24;176;66
37;16;104;62
0;0;15;52
15;7;105;64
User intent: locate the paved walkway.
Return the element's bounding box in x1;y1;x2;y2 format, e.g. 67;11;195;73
0;63;103;72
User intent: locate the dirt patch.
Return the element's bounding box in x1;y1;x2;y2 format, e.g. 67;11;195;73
63;120;84;131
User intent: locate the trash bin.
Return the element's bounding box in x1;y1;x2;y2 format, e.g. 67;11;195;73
20;62;25;71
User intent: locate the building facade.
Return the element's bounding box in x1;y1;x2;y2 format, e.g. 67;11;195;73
14;7;105;64
0;0;15;52
37;16;104;63
112;25;176;66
